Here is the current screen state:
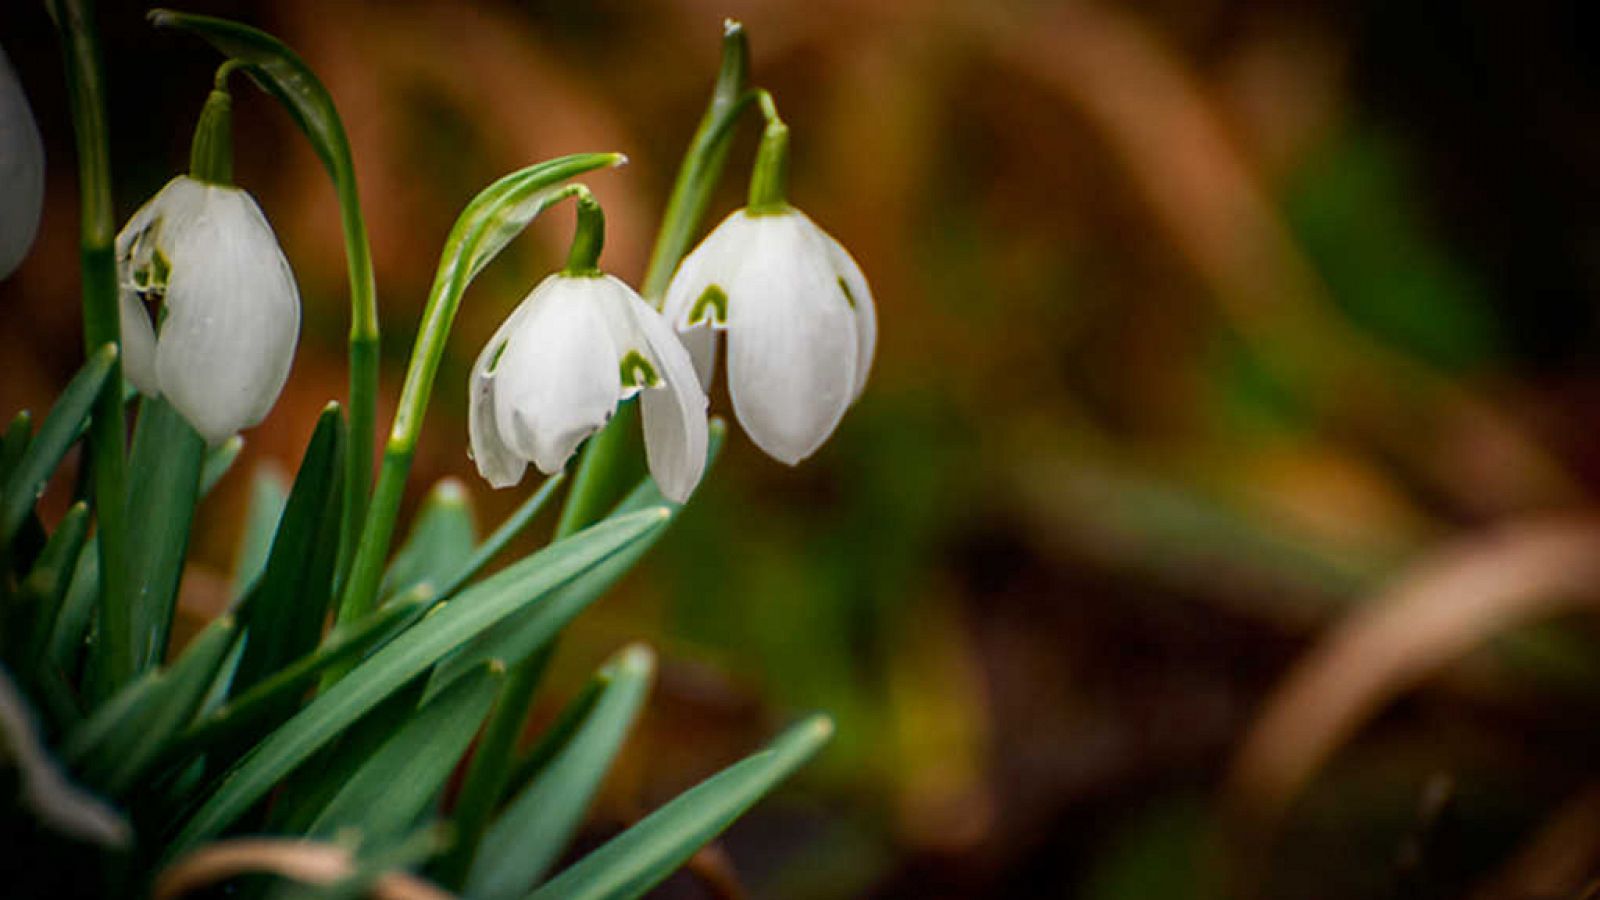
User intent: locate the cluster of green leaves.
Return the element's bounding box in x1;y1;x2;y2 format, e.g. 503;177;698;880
2;6;827;898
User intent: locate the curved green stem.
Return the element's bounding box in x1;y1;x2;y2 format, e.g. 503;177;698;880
186;74;233;185
746;94;790;215
46;0;132;693
561;187;605;277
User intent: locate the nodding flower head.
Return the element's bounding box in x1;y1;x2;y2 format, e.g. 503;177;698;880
0;45;44;280
662;206;875;465
116;176;301;444
470;272;709;502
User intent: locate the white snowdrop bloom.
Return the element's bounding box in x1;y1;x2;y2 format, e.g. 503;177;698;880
470;273;709;502
0;46;45;279
662;208;875;465
116;176;301;444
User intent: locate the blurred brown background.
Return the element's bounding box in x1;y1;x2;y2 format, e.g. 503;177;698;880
7;0;1600;897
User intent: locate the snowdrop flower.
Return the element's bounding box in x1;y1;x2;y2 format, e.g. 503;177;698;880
0;45;45;279
116;81;300;445
470;194;708;501
662;111;875;465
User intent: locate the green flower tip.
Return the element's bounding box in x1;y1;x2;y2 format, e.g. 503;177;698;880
723;18;743;37
708;416;727;440
608;152;630;169
616;642;656;677
486;659;508;676
146;9;180;29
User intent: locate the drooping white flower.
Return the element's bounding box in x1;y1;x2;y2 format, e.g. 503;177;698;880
662;208;875;465
470;272;709;502
0;45;45;279
116;176;301;444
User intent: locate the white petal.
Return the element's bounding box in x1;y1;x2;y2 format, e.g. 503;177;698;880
725;212;857;465
0;47;43;280
468;296;537;488
155;184;300;443
492;276;621;474
814;218;876;401
624;290;708;502
117;287;159;396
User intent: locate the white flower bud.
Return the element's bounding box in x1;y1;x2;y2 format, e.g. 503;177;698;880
470;272;709;502
662;208;875;465
0;46;45;280
116;176;301;444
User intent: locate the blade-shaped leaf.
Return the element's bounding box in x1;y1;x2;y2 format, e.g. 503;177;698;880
0;344;114;549
101;615;239;795
63;616;238;794
233;405;345;699
382;478;476;602
0;410;32;485
308;662;502;842
528;715;833;900
47;537;98;678
167;507;670;857
125;395;207;673
14;502;91;674
467;645;654;898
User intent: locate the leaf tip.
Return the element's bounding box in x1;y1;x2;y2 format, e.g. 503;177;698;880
616;642;656;677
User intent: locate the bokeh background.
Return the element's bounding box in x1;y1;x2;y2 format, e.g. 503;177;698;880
7;0;1600;897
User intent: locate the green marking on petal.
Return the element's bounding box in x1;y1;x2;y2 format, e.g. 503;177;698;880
620;350;661;389
688;284;728;326
837;276;857;309
487;340;509;374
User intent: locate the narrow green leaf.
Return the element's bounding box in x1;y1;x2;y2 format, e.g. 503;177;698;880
503;677;604;800
234;463;290;596
0;410;33;485
15;502;91;673
168;507;670;857
0;344;114;549
309;662;502;842
233;405;345;699
47;537;98;677
200;434;244;496
382;477;476;601
125;395;207;673
430;423;722;696
468;645;654;898
528;715;833;900
100;615;238;795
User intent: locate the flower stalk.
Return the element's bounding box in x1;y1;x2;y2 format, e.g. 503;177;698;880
46;0;133;693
